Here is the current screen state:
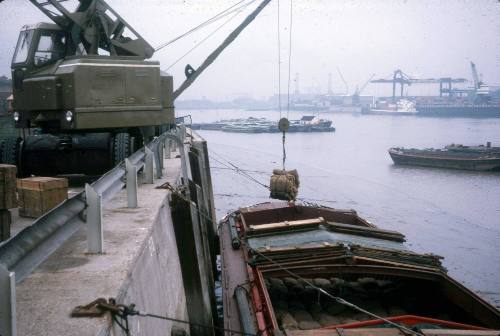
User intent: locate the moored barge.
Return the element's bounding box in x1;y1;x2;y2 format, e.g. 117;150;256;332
219;202;500;336
388;144;500;171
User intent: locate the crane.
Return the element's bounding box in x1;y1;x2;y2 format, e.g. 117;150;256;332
336;67;349;95
352;73;375;105
470;62;482;90
1;0;271;176
371;69;467;101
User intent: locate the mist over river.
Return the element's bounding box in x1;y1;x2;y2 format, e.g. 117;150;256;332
180;108;500;307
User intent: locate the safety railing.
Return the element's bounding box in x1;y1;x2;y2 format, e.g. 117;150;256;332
0;124;189;336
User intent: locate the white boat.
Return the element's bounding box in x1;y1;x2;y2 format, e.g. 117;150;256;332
364;99;418;115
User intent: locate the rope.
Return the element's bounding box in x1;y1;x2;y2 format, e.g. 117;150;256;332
286;0;293;120
209;151;270;190
165;1;257;72
277;0;282;117
154;0;249;51
246;242;425;336
282;131;286;170
281;0;294;171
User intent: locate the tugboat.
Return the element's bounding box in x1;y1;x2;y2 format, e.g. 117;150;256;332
219;202;500;335
388;142;500;171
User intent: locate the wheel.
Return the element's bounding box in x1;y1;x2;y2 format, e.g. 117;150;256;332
0;137;21;166
112;133;130;166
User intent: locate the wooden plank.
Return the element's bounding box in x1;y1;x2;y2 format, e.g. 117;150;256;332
16;176;68;191
325;221;406;242
17;177;68;218
286;328;405;336
248;217;325;233
0;164;17;209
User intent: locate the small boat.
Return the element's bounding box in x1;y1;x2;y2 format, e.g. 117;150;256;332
388;143;500;171
219;202;500;336
364;99;418;116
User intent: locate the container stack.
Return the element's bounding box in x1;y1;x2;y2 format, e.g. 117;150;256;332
0;164;17;241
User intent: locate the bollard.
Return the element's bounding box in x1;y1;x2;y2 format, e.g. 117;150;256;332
125;159;138;208
85;184;103;253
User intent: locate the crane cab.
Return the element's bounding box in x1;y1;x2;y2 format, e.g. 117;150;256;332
12;24;67;68
11;23;67;86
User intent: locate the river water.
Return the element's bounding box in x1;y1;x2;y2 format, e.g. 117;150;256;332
180;108;500;307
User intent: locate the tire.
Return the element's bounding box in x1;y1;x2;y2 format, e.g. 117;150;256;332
113;133;130;166
0;137;21;166
0;139;5;162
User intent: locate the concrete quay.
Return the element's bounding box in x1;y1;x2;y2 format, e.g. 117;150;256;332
3;130;218;336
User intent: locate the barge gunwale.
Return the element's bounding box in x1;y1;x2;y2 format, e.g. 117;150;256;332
388;148;500;171
220;202;500;336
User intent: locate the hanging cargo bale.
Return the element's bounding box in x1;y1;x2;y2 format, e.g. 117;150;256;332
270;169;300;201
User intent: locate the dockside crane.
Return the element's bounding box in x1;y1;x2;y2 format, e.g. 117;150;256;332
352;74;375;105
0;0;271;176
371;69;467;101
470;61;482;90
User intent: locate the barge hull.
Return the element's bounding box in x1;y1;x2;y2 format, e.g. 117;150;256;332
417;105;500;117
389;151;500;171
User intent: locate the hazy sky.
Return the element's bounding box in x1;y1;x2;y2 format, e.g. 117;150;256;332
0;0;498;100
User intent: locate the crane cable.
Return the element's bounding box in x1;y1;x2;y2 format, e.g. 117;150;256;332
163;0;258;71
154;0;250;52
164;7;245;71
281;0;293;170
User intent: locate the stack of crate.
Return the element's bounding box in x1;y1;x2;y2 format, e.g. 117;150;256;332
0;164;17;241
17;177;68;218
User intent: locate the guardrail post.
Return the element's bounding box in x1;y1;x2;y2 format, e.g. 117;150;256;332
85;184;103;253
154;145;163;179
144;147;154;184
165;133;190;198
158;142;164;170
165;139;171;159
0;264;16;336
125;159;138;208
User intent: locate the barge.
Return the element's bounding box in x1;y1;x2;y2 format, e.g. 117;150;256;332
191;116;335;133
219;202;500;335
388;144;500;171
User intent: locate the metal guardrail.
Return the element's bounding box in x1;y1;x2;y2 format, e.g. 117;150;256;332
0;125;189;336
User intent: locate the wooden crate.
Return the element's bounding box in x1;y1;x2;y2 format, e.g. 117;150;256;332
17;177;68;218
0;209;11;241
0;164;18;209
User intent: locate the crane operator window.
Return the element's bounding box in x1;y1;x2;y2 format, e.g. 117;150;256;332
12;30;35;64
34;31;66;67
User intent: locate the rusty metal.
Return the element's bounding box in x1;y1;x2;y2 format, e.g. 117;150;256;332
155;181;176;190
71;298;109;317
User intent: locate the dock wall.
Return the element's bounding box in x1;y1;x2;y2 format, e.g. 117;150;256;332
5;130;217;336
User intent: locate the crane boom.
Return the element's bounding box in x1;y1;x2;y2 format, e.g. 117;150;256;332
336;67;349;95
173;0;271;100
470;61;481;90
